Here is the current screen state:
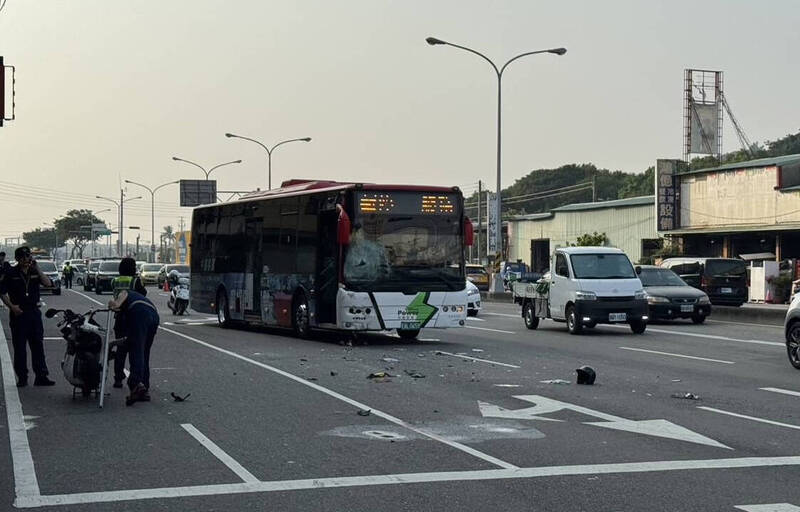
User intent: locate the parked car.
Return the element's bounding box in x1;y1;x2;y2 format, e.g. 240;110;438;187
466;280;482;316
785;293;800;369
84;260;101;291
94;259;121;295
466;264;489;291
36;260;61;295
139;263;164;285
660;257;747;306
157;264;190;288
637;265;711;323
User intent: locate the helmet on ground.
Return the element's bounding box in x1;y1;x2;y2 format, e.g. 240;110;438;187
576;366;596;385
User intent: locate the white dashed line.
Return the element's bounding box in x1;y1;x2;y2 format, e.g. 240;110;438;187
619;347;735;364
698;406;800;431
759;387;800;398
434;350;521;369
181;424;259;483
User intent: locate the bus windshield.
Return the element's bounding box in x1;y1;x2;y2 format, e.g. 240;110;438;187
344;192;464;291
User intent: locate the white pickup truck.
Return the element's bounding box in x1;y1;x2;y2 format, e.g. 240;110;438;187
512;247;649;334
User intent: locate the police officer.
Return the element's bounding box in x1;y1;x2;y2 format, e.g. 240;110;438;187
110;257;147;388
0;247;55;387
62;261;74;289
108;285;159;406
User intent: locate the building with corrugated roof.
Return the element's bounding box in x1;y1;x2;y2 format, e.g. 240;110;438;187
658;154;800;260
507;195;658;273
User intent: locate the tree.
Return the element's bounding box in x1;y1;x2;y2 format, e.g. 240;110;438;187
53;209;104;259
159;225;175;263
573;232;609;247
22;227;58;254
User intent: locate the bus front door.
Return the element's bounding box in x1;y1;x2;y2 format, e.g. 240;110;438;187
316;210;338;324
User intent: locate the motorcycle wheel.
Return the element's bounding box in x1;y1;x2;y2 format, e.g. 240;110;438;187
177;301;187;316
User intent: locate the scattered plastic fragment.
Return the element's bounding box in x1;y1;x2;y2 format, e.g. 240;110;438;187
367;372;394;379
404;370;426;379
357;409;371;416
170;392;191;402
306;377;318;381
671;392;700;400
472;349;484;353
671;379;682;382
540;379;571;385
381;357;399;363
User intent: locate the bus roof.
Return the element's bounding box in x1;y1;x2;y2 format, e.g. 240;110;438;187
194;179;460;210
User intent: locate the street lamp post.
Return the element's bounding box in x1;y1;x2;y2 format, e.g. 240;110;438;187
96;194;141;257
426;37;565;291
171;157;242;180
224;133;312;190
125;179;180;263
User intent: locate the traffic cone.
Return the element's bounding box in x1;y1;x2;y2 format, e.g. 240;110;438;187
163;279;170;292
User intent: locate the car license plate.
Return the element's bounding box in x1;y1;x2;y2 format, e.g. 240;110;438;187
680;305;693;312
721;287;733;294
608;313;626;322
400;321;420;330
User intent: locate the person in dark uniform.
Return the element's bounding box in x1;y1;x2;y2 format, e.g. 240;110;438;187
108;287;159;405
110;257;147;388
0;246;55;387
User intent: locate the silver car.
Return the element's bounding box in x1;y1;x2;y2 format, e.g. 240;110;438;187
785;293;800;370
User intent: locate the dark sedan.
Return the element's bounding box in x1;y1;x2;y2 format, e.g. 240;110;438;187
638;265;712;324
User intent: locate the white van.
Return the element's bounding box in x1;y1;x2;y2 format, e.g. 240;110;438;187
513;246;649;334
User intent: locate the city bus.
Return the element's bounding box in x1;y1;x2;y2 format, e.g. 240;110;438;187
190;179;473;339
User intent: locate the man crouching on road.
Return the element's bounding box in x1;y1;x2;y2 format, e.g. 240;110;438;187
1;247;55;387
108;287;159;406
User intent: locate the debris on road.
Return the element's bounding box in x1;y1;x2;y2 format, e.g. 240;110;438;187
576;366;597;385
330;371;338;376
671;379;682;382
367;371;394;379
300;358;308;362
417;353;426;358
404;370;426;379
357;409;371;416
472;349;484;353
306;377;318;381
671;392;701;400
170;392;191;402
540;379;570;385
381;356;400;363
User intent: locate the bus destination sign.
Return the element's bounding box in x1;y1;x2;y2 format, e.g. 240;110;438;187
357;192;456;215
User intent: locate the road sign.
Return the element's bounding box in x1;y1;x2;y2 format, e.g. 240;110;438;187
91;223;107;229
96;229;112;236
180;180;217;207
479;395;729;449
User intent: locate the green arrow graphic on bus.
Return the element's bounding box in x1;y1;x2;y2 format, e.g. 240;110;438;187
406;292;437;327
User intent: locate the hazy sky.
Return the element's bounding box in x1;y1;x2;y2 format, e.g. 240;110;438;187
1;0;798;244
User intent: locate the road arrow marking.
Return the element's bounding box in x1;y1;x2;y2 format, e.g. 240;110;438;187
735;505;800;511
479;395;730;449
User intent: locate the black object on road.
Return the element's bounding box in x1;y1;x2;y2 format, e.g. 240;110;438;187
171;392;191;402
576;366;596;385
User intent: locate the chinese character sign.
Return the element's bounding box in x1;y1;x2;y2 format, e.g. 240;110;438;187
656;160;681;232
486;192;498;256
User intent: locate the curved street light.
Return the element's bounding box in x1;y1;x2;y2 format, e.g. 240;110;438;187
124;179;180;263
426;36;565;290
95;195;141;256
224;133;312;190
171;157;242;180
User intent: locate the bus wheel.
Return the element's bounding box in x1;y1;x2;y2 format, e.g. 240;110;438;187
216;290;231;328
293;295;311;339
397;329;420;340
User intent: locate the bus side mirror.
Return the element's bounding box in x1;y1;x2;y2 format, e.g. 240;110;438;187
337;208;351;246
464;217;474;246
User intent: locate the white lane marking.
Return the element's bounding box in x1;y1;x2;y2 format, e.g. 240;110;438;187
604;324;783;347
618;347;735;365
435;350;521;369
480;395;730;449
159;327;516;470
759;387;800;398
15;456;800;508
483;312;520;318
464;326;515;335
181;424;259;483
44;337;63;341
707;318;784;329
0;319;41;498
466;316;486;322
494;384;521;388
68;289;104;306
736;504;800;511
698;406;800;431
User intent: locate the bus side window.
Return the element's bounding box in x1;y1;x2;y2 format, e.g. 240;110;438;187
278;198;299;274
262;202;280;275
296;196;317;275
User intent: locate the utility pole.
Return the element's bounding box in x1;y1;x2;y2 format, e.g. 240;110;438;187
178;216;185;233
477;180;482;264
592;175;597;202
119;188;124;256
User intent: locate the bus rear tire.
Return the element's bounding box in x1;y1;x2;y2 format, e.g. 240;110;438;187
217;290;232;328
397;329;420;340
293;295;311;339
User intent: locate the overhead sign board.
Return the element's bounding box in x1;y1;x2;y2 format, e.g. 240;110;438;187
180;180;217;207
655;159;681;232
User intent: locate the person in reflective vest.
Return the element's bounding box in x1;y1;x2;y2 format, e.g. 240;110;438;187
111;258;147;388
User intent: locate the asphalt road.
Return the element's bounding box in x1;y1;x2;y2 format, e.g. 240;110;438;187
1;287;799;511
